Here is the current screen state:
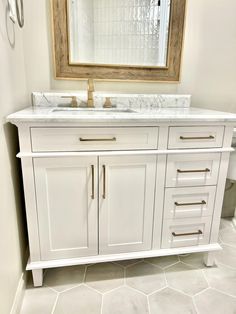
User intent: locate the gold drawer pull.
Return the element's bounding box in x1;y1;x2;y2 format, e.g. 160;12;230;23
177;168;210;174
102;165;106;199
91;165;95;200
175;200;206;206
180;135;215;140
172;230;203;237
79;137;116;142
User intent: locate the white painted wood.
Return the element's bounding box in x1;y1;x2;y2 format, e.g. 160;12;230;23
26;243;222;270
31;127;159;152
32;269;43;287
162;217;212;249
168;126;224;149
204;251;215;267
166;153;221;187
33;156;98;260
164;186;216;219
99;155;156;254
17;147;234;158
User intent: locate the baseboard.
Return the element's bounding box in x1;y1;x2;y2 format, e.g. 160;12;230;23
10;271;27;314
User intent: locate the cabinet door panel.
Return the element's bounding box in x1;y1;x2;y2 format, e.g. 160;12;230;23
99;155;156;254
33;157;98;260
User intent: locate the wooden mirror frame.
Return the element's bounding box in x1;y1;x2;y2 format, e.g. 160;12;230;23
51;0;186;82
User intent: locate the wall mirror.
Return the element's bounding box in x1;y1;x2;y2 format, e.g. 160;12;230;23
52;0;186;81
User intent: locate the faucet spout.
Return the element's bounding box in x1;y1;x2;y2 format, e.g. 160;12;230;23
87;79;95;108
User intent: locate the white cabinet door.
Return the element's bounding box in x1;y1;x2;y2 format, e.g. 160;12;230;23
33;157;98;260
99;155;156;254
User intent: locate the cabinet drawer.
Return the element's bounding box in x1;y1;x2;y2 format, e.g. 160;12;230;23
166;153;221;187
161;217;211;248
31;127;159;152
168;126;224;149
164;186;216;219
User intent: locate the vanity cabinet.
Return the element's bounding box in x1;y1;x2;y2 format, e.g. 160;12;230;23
8;118;234;287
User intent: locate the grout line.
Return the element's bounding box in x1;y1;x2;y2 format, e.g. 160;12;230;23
83;265;88;282
167;286;196;298
51;293;59;314
192;295;200;314
146;295;151;314
147;286;168;297
100;294;104;314
193;287;210;298
211;287;236;299
163;260;181;270
83;283;105;295
124;284;149;297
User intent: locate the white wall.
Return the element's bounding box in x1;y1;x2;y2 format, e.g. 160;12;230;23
0;1;28;313
22;0;236;113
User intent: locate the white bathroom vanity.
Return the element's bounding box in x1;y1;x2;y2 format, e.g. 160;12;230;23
8;94;236;287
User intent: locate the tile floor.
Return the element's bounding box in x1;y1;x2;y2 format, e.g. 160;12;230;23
20;219;236;314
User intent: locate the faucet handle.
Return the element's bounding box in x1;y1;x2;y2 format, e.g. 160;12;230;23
62;96;78;108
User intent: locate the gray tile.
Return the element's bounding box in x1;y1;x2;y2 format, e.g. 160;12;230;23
20;287;57;314
44;265;85;292
113;259;142;267
54;285;102;314
203;264;236;296
194;288;236;314
220;218;233;230
145;255;179;269
220;227;236;247
165;262;208;296
102;286;149;314
179;253;205;269
85;262;124;293
215;244;236;269
126;261;166;294
149;287;197;314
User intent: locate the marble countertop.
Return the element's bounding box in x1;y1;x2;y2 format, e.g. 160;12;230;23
7;106;236;124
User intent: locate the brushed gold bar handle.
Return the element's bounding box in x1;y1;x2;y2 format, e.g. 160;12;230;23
79;137;116;142
91;165;95;200
102;165;106;199
172;230;203;237
175;200;206;206
180;135;215;140
177;168;210;174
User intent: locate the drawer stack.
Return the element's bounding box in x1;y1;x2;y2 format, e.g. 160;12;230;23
161;126;224;248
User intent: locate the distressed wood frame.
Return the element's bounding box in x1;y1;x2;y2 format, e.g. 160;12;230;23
51;0;186;82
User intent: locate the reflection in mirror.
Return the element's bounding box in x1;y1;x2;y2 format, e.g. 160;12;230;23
68;0;171;67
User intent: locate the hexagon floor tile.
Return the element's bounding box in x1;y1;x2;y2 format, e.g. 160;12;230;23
20;287;57;314
179;253;205;269
102;286;149;314
54;285;102;314
113;259;142;267
44;265;85;292
126;261;166;294
149;287;197;314
215;244;236;269
203;264;236;296
85;262;124;293
194;288;236;314
165;262;208;296
145;255;179;269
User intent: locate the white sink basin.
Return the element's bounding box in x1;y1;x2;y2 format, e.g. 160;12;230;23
52;108;137;114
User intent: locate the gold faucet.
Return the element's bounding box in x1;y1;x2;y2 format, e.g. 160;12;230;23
62;96;78;108
87;79;95;108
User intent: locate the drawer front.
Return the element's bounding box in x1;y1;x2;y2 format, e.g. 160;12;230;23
164;186;216;219
31;127;159;152
168;126;224;149
161;217;211;248
166;153;221;187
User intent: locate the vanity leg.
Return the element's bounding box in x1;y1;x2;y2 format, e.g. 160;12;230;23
204;252;215;267
32;269;43;287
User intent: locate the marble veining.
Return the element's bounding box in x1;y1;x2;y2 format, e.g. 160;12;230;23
32;92;191;109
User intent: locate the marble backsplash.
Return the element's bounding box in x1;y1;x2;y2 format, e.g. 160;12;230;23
32;92;191;109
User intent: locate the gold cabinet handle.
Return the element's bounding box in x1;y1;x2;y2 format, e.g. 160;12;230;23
172;230;203;237
174;200;206;206
79;137;116;142
91;165;95;200
177;168;210;174
102;165;106;199
180;135;215;140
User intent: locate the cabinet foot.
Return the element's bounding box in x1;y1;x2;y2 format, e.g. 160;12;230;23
32;269;43;287
203;252;215;267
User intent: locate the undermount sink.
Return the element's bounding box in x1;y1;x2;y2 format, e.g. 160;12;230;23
51;108;137;114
